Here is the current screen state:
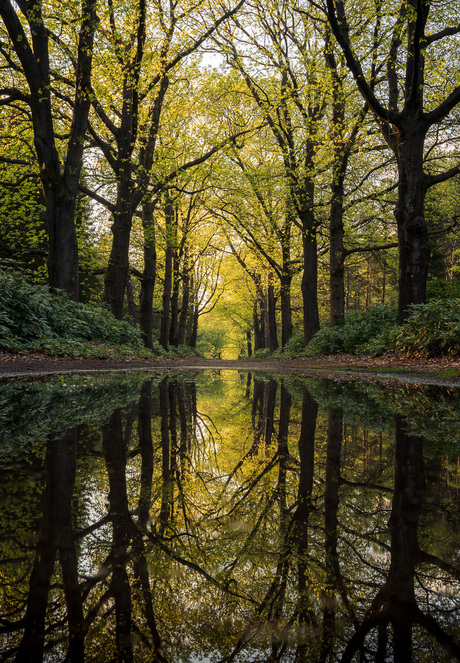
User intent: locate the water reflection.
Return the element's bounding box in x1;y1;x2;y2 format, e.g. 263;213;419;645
0;371;459;661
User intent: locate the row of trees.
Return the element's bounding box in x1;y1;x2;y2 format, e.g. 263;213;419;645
1;0;459;353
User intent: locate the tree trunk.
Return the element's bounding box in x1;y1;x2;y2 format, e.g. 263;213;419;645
280;213;294;346
185;275;195;346
139;202;157;349
253;274;267;351
253;301;263;351
302;228;320;345
190;304;198;348
0;0;97;301
329;171;346;327
246;330;252;357
265;274;278;353
126;271;136;326
395;128;430;323
104;175;133;319
280;270;293;347
299;155;320;346
177;259;190;346
160;199;174;347
169;251;180;347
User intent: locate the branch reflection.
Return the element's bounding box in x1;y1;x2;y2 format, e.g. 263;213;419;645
0;372;459;662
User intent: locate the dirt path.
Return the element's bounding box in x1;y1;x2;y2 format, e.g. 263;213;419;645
0;351;459;386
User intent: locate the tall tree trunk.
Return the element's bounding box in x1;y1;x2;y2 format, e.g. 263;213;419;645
255;275;267;349
253;301;263;351
185;274;196;346
395;128;430;323
265;274;278;353
280;212;294;346
329;170;346;327
299;153;320;346
177;258;190;346
104;173;133;319
169;251;180;347
301;227;320;345
126;271;136;326
190;304;198;348
246;330;252;356
139;201;157;349
160;199;174;347
280;270;293;347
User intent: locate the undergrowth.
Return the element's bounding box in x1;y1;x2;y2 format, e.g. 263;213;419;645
283;300;459;358
0;268;162;358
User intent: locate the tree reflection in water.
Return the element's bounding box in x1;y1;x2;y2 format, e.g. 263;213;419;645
0;371;459;662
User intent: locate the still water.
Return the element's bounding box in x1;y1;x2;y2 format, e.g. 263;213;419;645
0;370;459;662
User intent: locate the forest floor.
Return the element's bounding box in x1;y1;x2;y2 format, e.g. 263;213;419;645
0;350;459;386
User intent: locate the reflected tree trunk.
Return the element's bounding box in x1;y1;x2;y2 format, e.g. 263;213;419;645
138;380;154;528
340;415;460;663
15;427;84;663
102;409;133;663
159;380;171;531
262;378;278;451
387;414;425;662
294;386;318;642
321;406;343;661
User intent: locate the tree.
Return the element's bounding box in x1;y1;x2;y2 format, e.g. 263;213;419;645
325;0;460;322
85;0;246;320
0;0;97;300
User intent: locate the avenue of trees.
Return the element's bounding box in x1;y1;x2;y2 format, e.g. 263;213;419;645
1;0;459;356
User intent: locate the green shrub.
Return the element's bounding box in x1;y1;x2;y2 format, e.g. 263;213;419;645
427;279;460;301
395;299;460;357
251;348;271;359
280;332;304;358
304;304;397;356
0;268;153;356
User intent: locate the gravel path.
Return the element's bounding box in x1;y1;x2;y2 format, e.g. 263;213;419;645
0;352;459;386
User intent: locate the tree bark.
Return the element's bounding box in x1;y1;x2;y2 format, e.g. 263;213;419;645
169;250;180;347
299;144;320;346
280;270;293;346
160;199;175;347
329;169;346;327
265;274;278;353
104;140;135;318
139;202;157;349
395;126;430;323
177;257;190;346
301;223;320;345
